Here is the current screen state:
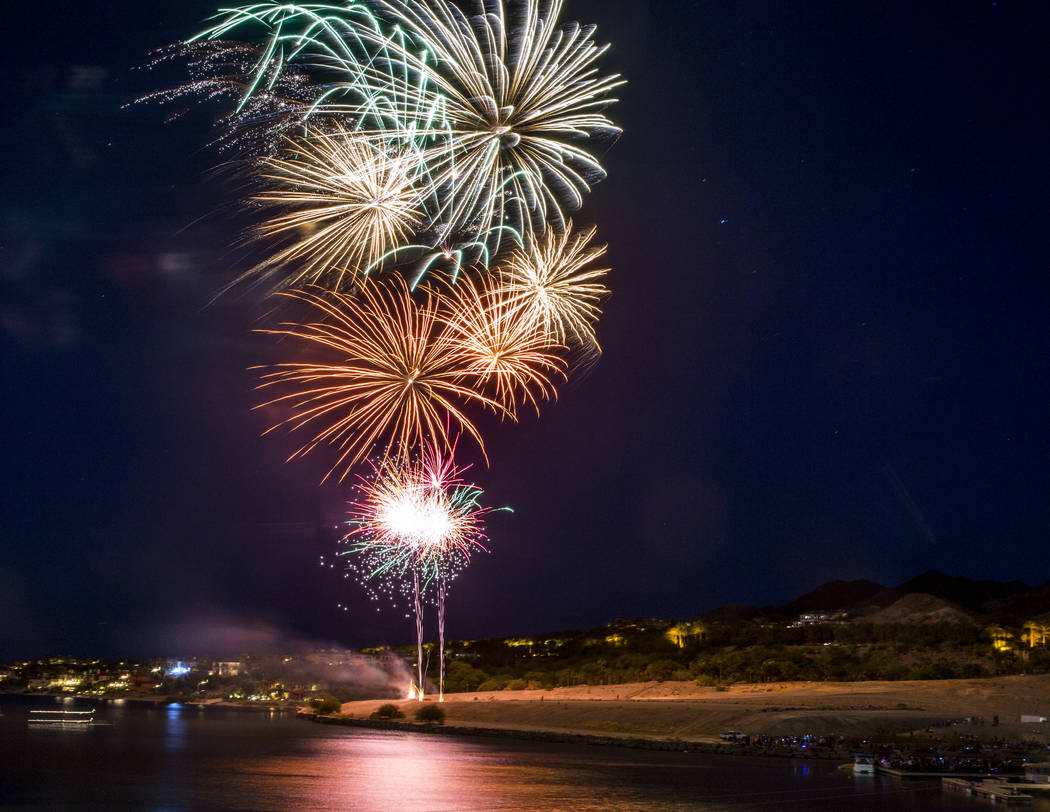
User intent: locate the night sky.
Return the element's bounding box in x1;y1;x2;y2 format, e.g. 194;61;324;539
2;1;1047;658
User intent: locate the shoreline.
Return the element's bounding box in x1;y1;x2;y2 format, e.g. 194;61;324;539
0;692;299;713
302;712;849;759
331;675;1050;758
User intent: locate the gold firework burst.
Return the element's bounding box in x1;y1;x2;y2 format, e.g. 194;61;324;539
246;128;422;292
434;272;566;418
255;279;504;481
497;222;609;350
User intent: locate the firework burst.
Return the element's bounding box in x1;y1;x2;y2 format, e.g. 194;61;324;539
244;129;423;291
369;0;625;240
344;443;493;580
497;222;609;350
177;0;621;258
343;442;504;697
435;271;566;417
254;279;507;480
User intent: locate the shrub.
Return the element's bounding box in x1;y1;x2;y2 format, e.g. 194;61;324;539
477;677;509;692
504;679;528;691
370;703;405;720
415;704;446;724
309;693;342;715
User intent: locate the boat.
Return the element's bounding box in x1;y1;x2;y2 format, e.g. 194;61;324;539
853;754;876;775
27;709;95;727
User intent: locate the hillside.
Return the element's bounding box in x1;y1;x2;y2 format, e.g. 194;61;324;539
865;593;976;625
984;580;1050;622
418;569;1050;694
869;570;1034;615
781;578;887;615
691;569;1048;624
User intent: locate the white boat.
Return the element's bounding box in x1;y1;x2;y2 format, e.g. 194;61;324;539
28;709;95;727
853;754;875;775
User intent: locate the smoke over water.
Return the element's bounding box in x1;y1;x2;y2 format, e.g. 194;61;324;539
141;614;413;700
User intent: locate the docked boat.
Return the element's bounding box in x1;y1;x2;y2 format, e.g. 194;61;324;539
853;754;876;775
27;709;95;727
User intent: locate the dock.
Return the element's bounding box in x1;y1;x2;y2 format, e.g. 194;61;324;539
879;766;991;779
943;778;1033;805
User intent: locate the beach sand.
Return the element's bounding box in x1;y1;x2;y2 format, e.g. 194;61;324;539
341;675;1050;743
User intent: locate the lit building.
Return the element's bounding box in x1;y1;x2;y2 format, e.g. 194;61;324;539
790;611;848;628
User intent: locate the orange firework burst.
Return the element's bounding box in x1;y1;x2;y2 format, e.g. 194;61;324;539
254;278;504;481
434;273;566;418
243;128;422;292
498;222;609;351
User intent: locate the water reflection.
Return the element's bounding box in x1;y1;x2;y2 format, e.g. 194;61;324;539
0;697;1029;811
164;703;186;751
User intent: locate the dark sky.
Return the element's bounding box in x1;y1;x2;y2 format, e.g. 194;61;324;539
2;1;1047;658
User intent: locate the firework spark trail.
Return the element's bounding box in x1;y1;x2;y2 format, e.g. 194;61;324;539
136;40;321;155
497;221;609;351
254;280;509;480
413;568;424;696
437;574;447;700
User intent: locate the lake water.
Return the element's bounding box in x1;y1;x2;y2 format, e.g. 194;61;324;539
1;695;1037;810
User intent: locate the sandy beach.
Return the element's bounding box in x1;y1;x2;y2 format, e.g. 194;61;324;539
341;675;1050;744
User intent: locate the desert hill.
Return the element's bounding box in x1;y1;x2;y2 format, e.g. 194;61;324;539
690;569;1049;626
781;578;887;615
864;593;976;625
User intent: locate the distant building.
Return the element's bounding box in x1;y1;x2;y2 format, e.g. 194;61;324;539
130;675;158;692
1025;764;1050;784
214;661;243;676
791;611;847;627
